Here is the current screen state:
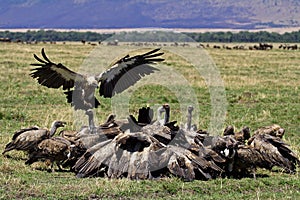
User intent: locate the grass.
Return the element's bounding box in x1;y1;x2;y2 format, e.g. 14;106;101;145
0;42;299;199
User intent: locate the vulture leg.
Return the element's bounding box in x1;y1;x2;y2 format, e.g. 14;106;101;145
45;159;55;173
56;161;64;171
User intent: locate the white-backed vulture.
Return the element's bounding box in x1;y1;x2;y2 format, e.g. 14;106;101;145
211;130;300;178
25;136;73;171
2;121;65;155
30;48;164;130
247;133;300;173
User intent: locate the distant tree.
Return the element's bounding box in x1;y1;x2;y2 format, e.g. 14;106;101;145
0;29;299;43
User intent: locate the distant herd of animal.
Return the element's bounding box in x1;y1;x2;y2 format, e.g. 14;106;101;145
0;37;298;50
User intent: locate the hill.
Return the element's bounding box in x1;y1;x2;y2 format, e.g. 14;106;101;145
0;0;300;29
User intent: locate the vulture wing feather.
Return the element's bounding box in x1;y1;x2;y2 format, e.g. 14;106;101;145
97;48;164;98
30;48;85;90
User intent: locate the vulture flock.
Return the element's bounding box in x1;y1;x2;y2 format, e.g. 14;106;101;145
2;48;299;181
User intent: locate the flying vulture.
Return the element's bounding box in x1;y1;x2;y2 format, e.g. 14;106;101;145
30;48;164;131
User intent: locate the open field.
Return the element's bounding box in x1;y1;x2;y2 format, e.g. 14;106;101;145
0;42;299;199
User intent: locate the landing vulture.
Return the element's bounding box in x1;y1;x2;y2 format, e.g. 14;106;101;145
30;48;164;130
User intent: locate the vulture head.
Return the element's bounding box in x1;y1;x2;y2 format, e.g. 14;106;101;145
187;105;194;113
49;120;66;137
52;121;66;128
223;125;234;136
211;136;238;160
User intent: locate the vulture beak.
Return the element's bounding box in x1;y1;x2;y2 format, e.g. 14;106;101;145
61;121;67;127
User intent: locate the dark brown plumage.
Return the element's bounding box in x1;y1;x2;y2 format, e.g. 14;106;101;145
2;121;65;155
253;124;285;138
25;136;73;171
211;128;300;178
247;133;300;173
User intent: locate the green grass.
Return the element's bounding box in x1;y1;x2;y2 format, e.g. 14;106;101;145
0;42;300;199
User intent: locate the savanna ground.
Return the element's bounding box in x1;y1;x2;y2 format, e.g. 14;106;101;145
0;41;299;199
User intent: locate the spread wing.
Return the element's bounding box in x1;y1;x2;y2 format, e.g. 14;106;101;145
30;48;85;90
97;48;164;98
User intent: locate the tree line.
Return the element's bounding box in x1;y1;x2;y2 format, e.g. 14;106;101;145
186;31;300;43
0;29;299;43
0;30;112;42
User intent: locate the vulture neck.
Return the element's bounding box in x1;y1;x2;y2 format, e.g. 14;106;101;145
49;122;59;137
86;109;95;132
157;106;165;125
164;106;170;125
186;106;193;131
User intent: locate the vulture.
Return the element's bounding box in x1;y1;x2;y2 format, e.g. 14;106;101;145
72;106;224;181
30;48;164;131
247;133;300;173
2;121;65;155
155;104;170;126
211;126;300;178
25;136;73;172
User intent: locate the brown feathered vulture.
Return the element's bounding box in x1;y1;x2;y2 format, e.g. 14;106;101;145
247;133;300;173
30;48;164;131
25;136;73;172
253;124;285;138
2;121;65;155
211;129;300;178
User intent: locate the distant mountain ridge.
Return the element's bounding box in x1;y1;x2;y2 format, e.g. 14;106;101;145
0;0;299;29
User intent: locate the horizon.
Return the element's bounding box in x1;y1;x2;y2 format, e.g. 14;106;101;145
1;27;300;34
